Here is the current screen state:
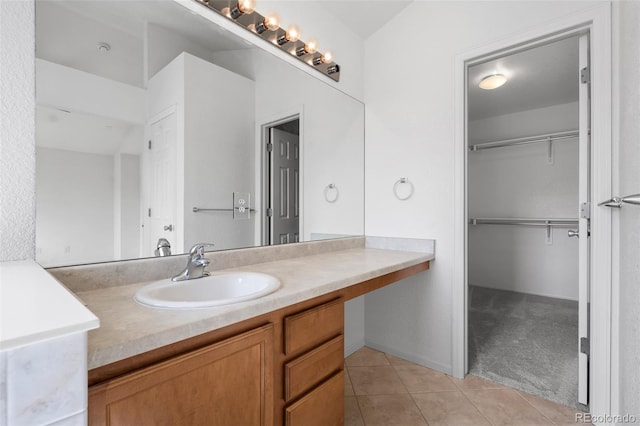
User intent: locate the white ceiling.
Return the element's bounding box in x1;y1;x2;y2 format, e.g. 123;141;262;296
36;0;250;88
36;105;143;156
468;35;580;121
37;1;580;126
315;0;413;39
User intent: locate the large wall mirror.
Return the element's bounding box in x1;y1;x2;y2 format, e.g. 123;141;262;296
35;0;364;268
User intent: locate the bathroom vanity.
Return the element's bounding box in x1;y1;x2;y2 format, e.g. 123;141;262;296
67;240;433;425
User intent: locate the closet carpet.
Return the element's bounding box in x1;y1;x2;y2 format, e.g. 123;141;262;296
468;285;580;409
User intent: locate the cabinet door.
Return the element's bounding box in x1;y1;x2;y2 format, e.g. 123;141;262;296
90;324;273;426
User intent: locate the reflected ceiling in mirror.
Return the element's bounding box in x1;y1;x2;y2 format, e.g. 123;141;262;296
35;0;364;268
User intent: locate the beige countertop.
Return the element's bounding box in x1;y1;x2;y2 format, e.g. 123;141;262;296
78;247;433;370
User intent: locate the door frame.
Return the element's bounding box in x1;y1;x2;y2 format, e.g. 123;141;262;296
452;4;612;415
258;108;303;246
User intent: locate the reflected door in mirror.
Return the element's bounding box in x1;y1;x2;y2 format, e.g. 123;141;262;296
145;111;177;257
269;126;300;245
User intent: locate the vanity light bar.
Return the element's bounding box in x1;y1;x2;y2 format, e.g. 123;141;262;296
194;0;341;82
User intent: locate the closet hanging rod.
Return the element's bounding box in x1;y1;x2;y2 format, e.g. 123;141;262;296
469;130;579;152
469;218;579;227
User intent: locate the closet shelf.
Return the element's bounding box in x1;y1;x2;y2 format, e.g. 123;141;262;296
469;130;578;152
469;218;578;227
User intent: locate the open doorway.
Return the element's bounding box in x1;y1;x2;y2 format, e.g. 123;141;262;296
262;116;300;245
465;34;590;408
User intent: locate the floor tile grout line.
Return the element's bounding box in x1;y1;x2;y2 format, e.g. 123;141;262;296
514;390;559;425
347;347;572;426
456;385;498;426
384;352;432;425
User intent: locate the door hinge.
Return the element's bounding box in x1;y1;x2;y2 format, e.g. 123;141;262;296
148;208;151;217
580;202;591;219
266;208;273;217
580;337;590;356
148;140;152;150
266;142;273;152
580;66;590;84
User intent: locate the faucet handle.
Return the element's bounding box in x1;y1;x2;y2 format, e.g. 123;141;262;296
189;243;215;257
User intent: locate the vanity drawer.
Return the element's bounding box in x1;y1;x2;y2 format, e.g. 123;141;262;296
284;298;343;355
284;335;344;402
284;370;344;426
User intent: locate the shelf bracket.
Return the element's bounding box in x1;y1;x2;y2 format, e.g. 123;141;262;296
547;137;554;165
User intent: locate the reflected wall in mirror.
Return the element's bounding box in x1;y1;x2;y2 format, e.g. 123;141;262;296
35;0;364;267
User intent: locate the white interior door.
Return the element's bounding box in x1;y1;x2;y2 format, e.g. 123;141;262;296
577;33;590;406
144;111;177;256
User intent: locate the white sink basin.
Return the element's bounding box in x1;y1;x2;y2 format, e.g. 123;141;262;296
134;272;280;309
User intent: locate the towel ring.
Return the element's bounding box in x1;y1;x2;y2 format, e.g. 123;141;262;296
393;178;414;200
324;184;339;203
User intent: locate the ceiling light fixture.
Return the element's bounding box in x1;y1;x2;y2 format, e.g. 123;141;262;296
479;74;507;90
194;0;340;82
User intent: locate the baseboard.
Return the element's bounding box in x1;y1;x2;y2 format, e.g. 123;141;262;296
363;339;452;376
344;339;365;358
468;283;579;302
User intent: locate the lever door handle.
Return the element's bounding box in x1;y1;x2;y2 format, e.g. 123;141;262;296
621;194;640;205
598;197;622;208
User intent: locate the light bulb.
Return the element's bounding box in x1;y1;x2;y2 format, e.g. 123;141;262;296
479;74;507;90
277;25;301;45
230;0;255;19
304;39;317;54
264;13;280;31
238;0;255;14
286;25;300;42
256;13;279;34
313;50;333;66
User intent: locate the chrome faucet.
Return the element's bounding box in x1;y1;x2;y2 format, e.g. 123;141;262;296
171;243;214;282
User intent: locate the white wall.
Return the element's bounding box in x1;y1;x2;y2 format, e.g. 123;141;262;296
147;53;257;252
251;48;365;242
183;53;256;251
36;147;114;266
468;102;579;300
614;0;640;418
0;0;35;262
363;1;605;374
118;153;141;260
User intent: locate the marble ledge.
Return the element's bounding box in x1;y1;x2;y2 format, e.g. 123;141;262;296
77;246;434;370
0;260;99;351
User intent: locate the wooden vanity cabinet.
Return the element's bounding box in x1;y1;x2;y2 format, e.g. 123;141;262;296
88;324;274;426
87;262;431;425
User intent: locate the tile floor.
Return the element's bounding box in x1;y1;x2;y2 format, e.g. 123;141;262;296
344;347;588;426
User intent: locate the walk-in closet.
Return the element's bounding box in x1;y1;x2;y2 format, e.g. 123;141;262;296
466;35;588;408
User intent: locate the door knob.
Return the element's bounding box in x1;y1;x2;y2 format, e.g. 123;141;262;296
568;229;579;238
164;224;173;231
